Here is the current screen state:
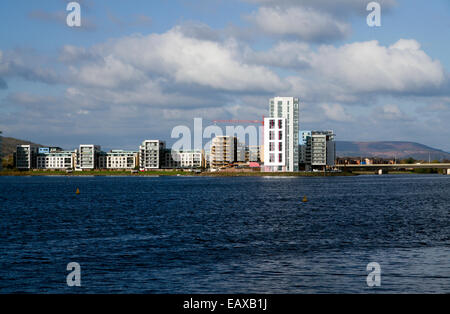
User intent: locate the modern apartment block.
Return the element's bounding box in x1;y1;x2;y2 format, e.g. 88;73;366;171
265;97;300;172
139;140;165;170
246;145;262;162
76;145;101;170
300;131;336;171
165;150;204;169
99;150;138;170
16;145;38;170
236;142;246;163
210;136;238;170
37;148;76;170
264;118;286;170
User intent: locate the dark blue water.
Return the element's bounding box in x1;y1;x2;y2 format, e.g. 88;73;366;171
0;175;449;293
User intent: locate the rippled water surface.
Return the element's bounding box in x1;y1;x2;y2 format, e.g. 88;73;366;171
0;175;449;293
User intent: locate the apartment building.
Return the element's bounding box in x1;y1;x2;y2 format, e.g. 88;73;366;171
264;97;300;172
76;145;101;170
16;145;38;170
236;142;246;163
263;118;286;170
165;150;204;169
210;136;238;170
246;145;262;162
139;140;165;170
301;131;336;171
37;149;76;170
98;150;138;170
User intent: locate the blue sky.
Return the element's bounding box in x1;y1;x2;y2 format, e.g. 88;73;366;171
0;0;449;151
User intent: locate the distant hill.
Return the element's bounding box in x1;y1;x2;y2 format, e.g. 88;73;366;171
337;141;450;161
0;136;44;158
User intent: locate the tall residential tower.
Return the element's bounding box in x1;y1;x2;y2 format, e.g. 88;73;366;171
264;97;300;172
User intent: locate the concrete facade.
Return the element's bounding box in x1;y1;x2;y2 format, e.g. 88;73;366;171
264;117;286;171
76;145;101;170
16;145;38;170
210;136;237;170
99;150;138;170
266;97;300;172
37;149;76;170
301;131;336;171
139;140;165;170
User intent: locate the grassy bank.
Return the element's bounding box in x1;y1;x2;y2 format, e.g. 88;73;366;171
0;170;357;177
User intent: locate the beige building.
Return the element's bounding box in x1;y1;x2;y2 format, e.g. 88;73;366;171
210;136;237;170
99;150;138;170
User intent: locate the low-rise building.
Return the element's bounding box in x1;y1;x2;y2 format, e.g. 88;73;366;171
37;149;76;170
139;140;165;170
164;150;204;169
99;150;138;170
177;150;204;169
246;145;262;162
16;145;38;170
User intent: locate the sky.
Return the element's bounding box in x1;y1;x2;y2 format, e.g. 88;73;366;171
0;0;449;151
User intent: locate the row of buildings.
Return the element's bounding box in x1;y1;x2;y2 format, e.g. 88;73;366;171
6;96;337;172
14;142;207;171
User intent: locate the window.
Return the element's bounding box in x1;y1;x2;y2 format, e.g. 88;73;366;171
279;131;283;140
270;154;275;163
269;131;274;140
279;142;283;151
279;154;283;162
269;119;275;129
278;120;283;129
269;142;275;152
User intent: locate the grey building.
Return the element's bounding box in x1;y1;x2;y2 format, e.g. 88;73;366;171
76;145;101;170
246;145;261;162
16;145;38;170
300;131;336;171
139;140;165;170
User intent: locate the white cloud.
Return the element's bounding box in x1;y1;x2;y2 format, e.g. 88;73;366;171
243;41;311;69
68;28;285;93
246;6;351;42
321;103;353;121
373;104;411;121
308;39;445;94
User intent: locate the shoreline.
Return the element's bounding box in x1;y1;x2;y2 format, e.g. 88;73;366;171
0;170;439;177
0;170;356;177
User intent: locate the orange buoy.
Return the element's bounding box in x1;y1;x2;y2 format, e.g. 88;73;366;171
302;196;308;203
76;188;80;195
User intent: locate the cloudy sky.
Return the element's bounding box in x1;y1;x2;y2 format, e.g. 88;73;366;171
0;0;449;151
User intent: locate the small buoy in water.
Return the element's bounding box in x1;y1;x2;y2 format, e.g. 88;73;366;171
302;196;308;203
76;188;80;195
